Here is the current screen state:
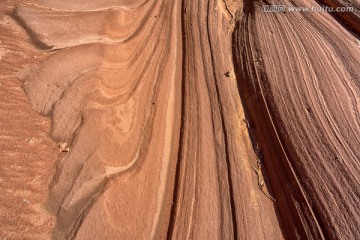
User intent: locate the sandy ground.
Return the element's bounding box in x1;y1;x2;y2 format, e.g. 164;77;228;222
0;1;56;239
0;0;359;239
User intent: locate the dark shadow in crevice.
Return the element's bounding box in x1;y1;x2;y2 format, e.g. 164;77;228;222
230;4;328;239
310;0;359;39
9;6;53;50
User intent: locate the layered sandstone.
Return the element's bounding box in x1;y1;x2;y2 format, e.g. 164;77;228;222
0;0;359;239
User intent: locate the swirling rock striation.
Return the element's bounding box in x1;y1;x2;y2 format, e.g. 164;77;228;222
3;0;359;239
234;0;360;239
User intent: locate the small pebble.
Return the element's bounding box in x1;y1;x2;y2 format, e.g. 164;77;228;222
59;142;70;152
26;137;36;144
224;71;232;77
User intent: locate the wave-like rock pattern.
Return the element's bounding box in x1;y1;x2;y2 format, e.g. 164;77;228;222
17;0;183;238
234;0;360;239
318;0;360;33
12;0;360;239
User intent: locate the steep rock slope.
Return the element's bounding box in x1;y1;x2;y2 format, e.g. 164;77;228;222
234;0;360;239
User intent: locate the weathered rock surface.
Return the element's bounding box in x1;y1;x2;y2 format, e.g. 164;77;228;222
0;0;359;239
235;1;360;239
0;2;56;239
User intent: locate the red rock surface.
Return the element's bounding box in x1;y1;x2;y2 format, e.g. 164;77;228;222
0;2;55;239
0;0;359;239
